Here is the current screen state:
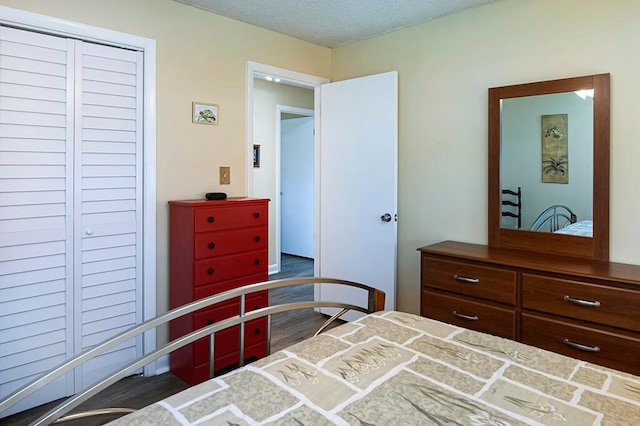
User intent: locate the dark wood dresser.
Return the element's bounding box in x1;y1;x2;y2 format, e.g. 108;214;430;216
419;240;640;375
169;197;270;385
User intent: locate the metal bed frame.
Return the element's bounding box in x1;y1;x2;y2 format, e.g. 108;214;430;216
0;277;385;425
530;204;577;232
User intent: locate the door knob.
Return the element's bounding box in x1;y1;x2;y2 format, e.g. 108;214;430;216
381;213;392;222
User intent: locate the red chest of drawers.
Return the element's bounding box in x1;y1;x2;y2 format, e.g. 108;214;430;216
168;197;269;385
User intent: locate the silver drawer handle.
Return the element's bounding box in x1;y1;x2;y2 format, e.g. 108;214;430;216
453;274;479;284
562;338;600;352
452;311;479;321
563;295;601;308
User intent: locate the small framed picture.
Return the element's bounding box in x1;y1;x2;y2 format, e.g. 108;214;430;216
192;102;218;125
253;144;261;168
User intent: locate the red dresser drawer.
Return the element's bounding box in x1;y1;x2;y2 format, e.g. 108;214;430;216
194;250;268;286
194;203;268;233
193;291;268;364
193;291;268;328
194;275;267;300
195;228;268;259
193;341;267;383
194;318;268;364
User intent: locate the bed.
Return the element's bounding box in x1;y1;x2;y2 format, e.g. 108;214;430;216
108;311;639;425
3;279;639;425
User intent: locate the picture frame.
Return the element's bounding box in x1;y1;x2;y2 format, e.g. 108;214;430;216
541;114;568;184
192;102;219;125
253;144;261;168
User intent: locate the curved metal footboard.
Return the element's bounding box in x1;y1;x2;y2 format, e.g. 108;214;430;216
0;277;385;425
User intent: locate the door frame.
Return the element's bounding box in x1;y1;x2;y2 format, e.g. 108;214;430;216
246;61;328;276
277;105;314;270
0;6;159;375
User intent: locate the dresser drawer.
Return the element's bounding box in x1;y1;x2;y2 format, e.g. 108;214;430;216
194;274;267;300
521;313;640;375
194;250;268;286
194;204;268;233
194;318;268;364
195;227;268;259
193;341;267;382
193;292;268;363
421;289;516;339
422;257;517;305
522;274;640;331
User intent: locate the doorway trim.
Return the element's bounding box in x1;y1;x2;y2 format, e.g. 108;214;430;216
0;5;159;375
275;105;314;273
246;61;328;275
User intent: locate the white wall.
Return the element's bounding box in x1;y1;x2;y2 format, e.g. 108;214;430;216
332;0;640;314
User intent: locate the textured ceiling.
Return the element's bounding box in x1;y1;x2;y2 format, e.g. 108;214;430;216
173;0;500;48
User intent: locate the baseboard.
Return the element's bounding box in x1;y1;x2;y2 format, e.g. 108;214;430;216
268;263;279;275
153;355;170;375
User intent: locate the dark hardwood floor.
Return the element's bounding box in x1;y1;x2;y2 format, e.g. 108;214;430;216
1;254;336;426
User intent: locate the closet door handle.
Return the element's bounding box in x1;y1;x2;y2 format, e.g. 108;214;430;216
563;295;601;308
562;338;600;352
452;311;478;321
453;275;479;284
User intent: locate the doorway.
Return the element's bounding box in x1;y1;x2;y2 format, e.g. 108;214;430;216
279;106;314;275
246;62;398;315
247;62;327;276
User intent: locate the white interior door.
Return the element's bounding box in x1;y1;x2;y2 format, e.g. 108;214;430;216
318;71;398;319
281;115;314;258
74;41;144;389
0;25;75;415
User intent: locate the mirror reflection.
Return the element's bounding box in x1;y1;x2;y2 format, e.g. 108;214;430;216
500;91;594;237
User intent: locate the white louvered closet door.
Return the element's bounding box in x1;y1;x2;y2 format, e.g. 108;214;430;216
0;25;143;414
74;40;143;389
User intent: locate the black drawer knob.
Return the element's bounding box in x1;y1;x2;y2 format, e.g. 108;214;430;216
208;268;215;275
254;328;261;335
254;259;260;265
254;236;261;242
207;216;215;223
208;242;215;249
253;212;260;219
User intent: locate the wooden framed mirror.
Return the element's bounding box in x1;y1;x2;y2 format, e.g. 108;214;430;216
488;74;610;261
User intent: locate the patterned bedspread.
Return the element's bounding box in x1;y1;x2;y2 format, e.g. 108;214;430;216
111;311;640;425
